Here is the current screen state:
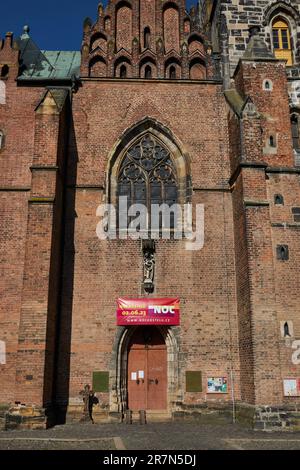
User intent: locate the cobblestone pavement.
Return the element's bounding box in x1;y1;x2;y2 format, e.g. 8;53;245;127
1;422;300;450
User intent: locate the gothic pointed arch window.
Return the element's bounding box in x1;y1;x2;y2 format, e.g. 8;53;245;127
117;133;178;231
272;18;293;65
169;66;176;79
120;64;127;78
145;65;152;79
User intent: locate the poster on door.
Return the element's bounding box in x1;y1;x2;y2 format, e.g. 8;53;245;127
117;298;180;325
283;378;300;396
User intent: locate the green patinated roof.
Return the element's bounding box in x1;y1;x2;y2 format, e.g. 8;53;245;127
16;28;80;81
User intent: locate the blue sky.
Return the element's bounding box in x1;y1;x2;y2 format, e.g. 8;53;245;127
0;0;197;51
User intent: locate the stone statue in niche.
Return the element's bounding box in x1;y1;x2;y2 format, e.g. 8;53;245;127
142;240;155;293
181;41;188;56
156;38;164;55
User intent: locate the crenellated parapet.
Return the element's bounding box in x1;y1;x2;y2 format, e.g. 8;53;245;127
80;0;216;79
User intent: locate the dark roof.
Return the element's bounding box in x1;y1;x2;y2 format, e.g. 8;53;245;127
243;29;276;62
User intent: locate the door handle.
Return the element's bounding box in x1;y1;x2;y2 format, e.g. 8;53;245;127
148;378;159;384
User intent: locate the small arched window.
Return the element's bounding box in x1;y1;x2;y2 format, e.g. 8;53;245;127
284;322;291;337
145;65;152;79
169;66;176;79
272;18;292;65
274;194;284;205
120;65;127;78
269;135;276;147
144;27;151;49
276;244;289;261
263;79;273;91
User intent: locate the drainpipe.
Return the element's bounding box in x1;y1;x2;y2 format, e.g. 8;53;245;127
230;368;236;423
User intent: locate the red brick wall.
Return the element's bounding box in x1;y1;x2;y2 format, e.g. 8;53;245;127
1;3;300;416
53;79;242;407
116;5;133;52
235;61;294;167
140;0;156;50
0;76;44;403
163;6;180;53
0;192;28;402
231;176;255;404
230;57;300;406
268;173;300;402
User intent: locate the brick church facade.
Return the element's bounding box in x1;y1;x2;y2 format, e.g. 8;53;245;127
0;0;300;430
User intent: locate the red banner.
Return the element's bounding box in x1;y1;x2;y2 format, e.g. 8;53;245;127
117;298;180;325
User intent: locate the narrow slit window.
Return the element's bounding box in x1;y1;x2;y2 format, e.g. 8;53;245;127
292;207;300;222
169;66;176;79
120;65;127;78
276;244;289;260
284;322;291;337
269;135;276;147
145;65;152;79
274;194;284;205
144;27;151;49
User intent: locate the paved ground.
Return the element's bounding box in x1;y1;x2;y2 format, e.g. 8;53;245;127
1;422;300;450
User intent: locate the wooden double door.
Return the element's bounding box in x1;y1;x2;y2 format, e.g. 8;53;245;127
127;327;167;411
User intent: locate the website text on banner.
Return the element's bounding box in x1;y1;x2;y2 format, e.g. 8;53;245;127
117;298;180;325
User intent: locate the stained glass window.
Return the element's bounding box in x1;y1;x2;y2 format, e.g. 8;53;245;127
118;134;178;231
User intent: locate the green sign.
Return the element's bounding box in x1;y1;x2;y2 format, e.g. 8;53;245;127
186;371;202;392
93;371;109;392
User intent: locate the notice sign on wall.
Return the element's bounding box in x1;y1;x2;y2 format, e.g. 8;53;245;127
283;378;300;397
207;377;228;394
117;298;180;325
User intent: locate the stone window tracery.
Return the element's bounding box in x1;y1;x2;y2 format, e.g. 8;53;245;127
117;133;178;229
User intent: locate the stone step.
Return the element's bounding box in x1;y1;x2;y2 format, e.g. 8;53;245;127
131;410;172;423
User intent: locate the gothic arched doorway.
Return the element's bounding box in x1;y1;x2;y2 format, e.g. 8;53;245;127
127;326;167;410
